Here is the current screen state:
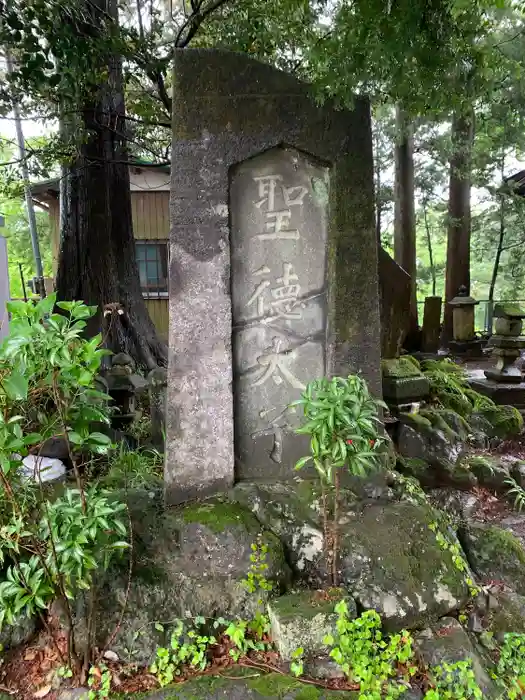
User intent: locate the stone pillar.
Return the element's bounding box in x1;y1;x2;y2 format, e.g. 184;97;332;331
0;236;9;341
148;366;167;451
166;49;380;503
421;296;442;353
485;304;525;383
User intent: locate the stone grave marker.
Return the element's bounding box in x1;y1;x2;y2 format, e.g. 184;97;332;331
0;236;9;341
166;49;381;504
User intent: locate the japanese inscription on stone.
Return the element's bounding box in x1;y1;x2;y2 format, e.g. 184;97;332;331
230;147;329;473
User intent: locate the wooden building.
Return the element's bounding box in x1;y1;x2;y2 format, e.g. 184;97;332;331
30;163;170;340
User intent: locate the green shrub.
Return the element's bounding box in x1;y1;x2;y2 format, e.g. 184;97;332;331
0;295;130;670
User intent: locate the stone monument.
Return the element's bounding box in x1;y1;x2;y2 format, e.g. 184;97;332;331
166;49;381;504
0;236;9;341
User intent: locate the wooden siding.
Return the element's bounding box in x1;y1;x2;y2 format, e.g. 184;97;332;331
132;192;170;241
46;191;170;338
145;298;169;341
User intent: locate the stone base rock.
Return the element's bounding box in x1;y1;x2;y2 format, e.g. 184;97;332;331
267;590;356;662
136;674;357;699
459;522;525;595
0;614;36;650
231;482;469;630
91;491;291;664
415;618;498;698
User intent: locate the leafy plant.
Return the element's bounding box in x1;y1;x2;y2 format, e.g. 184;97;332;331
424;660;482;699
324;602;415;699
420;359;494;417
504;477;525;513
0;296;130;672
293;375;385;584
150;619;216;685
97;444;163;490
290;647;304;678
495;633;525;699
428;519;479;598
88;663;112;700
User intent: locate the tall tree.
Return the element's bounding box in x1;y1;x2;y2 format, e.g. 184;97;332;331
54;0;167;368
393;106;418;336
442;107;475;343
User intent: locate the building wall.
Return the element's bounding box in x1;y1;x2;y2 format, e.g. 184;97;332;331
47;190;169;341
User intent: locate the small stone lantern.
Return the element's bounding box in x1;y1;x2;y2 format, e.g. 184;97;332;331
449;286;478;342
485;303;525;384
448;286;484;356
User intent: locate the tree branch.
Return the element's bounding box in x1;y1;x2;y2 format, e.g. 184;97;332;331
174;0;232;49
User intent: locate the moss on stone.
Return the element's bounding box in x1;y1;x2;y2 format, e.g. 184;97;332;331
461;523;525;595
247;674;332;699
400;412;433;431
180;499;260;534
478;404;523;440
381;357;423;378
270;590;344;620
419;409;458;440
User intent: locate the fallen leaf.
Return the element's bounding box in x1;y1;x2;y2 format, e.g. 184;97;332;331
34;685;52;698
24;650;38;661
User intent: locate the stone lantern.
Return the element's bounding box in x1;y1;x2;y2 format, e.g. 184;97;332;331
485;303;525;384
448;286;483;356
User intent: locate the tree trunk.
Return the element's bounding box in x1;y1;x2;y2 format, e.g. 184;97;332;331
393;106;418;337
442;109;475;345
423;201;437;296
55;0;167;369
373;121;382;247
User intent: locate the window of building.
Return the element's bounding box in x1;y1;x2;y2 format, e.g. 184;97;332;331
136;241;168;297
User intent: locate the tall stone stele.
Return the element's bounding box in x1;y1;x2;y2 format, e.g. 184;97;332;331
166;49;381;505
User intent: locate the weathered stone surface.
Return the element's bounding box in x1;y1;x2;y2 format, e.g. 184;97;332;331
466;455;510;494
427;488;480;523
0;614;36;650
459;522;525;594
231;482;469;630
92;493;290;665
379;247;411;359
139;674;357;699
487;588;525;636
167;48;380;498
421;296;442;353
397;415;474;490
268;591;356;661
414;618;498;698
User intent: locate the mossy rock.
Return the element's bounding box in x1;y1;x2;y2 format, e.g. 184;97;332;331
268;590;356;661
232;483;469;630
90;495;291;666
488;589;525;635
476;404;523;440
459;523;525;595
464;455;510;494
137;673;358;698
381;357;423;378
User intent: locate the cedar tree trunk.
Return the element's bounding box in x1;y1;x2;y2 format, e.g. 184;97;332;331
55;0;167;369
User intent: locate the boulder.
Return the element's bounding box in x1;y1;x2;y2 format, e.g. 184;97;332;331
397;414;475;490
0;614;36;650
414;617;498;698
267;590;356;662
427;488;480;523
90;491;291;665
472;405;523;441
136;674;356;699
231;483;470;631
459;522;525;595
486;588;525;637
466;455;510;494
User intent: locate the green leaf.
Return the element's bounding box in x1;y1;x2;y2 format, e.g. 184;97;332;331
2;371;28;400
